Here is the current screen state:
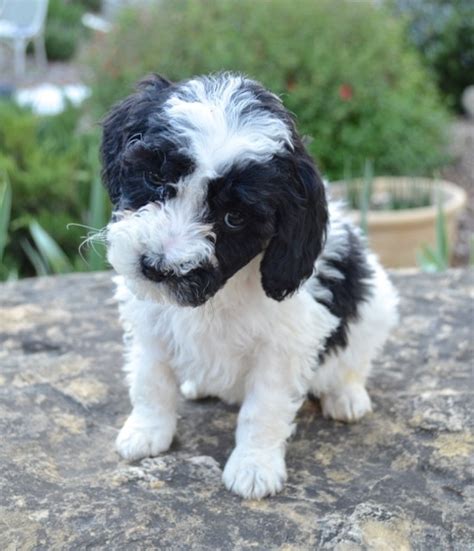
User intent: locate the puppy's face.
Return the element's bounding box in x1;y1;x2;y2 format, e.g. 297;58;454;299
102;74;327;306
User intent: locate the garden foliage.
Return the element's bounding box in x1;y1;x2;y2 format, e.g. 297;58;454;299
1;0;454;279
0;103;108;279
85;0;450;179
45;0;99;61
390;0;474;113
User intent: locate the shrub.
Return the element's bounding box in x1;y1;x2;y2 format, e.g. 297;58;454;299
84;0;450;179
390;0;474;113
81;0;102;12
0;102;107;278
45;20;82;61
45;0;91;61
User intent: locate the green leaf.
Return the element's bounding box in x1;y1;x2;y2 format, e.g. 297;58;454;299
435;186;449;268
359;159;373;236
20;238;49;276
85;172;108;272
416;256;436;273
29;220;73;274
88;175;107;230
417;184;451;273
0;175;12;261
417;244;440;270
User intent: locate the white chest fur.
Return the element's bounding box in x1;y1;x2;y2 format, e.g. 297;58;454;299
115;257;339;404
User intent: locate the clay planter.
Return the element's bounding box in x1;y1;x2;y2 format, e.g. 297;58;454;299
331;177;467;268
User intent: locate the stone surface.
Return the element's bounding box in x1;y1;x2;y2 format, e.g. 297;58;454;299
0;270;473;550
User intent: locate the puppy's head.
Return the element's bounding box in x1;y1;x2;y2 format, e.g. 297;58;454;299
102;73;327;306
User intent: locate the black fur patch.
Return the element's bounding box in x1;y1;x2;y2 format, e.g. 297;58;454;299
205;160;282;286
101;72;329;305
101;73;177;206
315;226;374;362
203;149;328;302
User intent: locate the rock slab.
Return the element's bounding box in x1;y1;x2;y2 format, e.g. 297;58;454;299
0;270;473;550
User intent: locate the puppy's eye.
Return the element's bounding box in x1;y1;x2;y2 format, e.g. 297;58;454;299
143;172;176;201
145;171;163;186
224;211;245;230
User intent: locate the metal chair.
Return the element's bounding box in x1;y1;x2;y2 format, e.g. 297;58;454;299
0;0;49;77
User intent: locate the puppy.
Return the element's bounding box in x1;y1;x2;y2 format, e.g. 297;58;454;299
101;73;398;499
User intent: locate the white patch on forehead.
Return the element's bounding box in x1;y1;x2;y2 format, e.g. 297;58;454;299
163;75;292;174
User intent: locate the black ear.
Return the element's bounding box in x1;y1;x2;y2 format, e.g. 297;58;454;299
260;150;328;301
100;74;172;205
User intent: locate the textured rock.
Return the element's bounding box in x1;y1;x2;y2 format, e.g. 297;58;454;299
0;269;473;550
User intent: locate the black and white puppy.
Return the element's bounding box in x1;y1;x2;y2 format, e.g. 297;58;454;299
102;73;398;499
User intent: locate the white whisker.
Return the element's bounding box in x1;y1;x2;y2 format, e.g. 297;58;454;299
71;225;108;266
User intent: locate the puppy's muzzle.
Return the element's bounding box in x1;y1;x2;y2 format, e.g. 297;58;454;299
140;255;216;286
140;255;171;283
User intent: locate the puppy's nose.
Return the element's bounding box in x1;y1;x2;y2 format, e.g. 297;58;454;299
140;255;169;283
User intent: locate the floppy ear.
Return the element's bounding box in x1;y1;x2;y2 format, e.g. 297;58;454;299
260;150;328;301
100;74;172;205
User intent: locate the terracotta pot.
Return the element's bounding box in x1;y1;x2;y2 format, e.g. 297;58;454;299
330;177;467;268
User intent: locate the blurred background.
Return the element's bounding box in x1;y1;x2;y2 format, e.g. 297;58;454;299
0;0;472;279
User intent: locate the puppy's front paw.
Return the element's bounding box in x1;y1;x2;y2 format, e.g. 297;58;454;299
321;383;372;423
116;411;175;461
222;447;287;499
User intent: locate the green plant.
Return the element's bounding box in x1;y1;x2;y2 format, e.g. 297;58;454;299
390;0;474;113
45;0;90;61
45;21;82;61
75;145;109;272
0;176;65;281
0;102;109;279
0;175;15;280
417;187;449;272
81;0;102;12
360;160;373;235
83;180;108;271
22;221;73;275
343;176;433;212
0;176;11;261
344;160;374;235
84;0;450;179
0;103;85;258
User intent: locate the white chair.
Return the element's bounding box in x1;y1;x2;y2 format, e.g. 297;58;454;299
0;0;49;77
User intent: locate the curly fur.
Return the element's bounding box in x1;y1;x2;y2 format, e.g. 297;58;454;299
102;72;398;499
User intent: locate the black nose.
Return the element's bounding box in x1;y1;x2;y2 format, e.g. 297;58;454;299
140;256;168;283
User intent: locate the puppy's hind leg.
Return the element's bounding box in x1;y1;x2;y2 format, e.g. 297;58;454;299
311;264;398;423
316;357;374;423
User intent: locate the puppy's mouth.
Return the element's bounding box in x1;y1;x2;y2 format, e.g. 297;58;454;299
140;256;222;307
